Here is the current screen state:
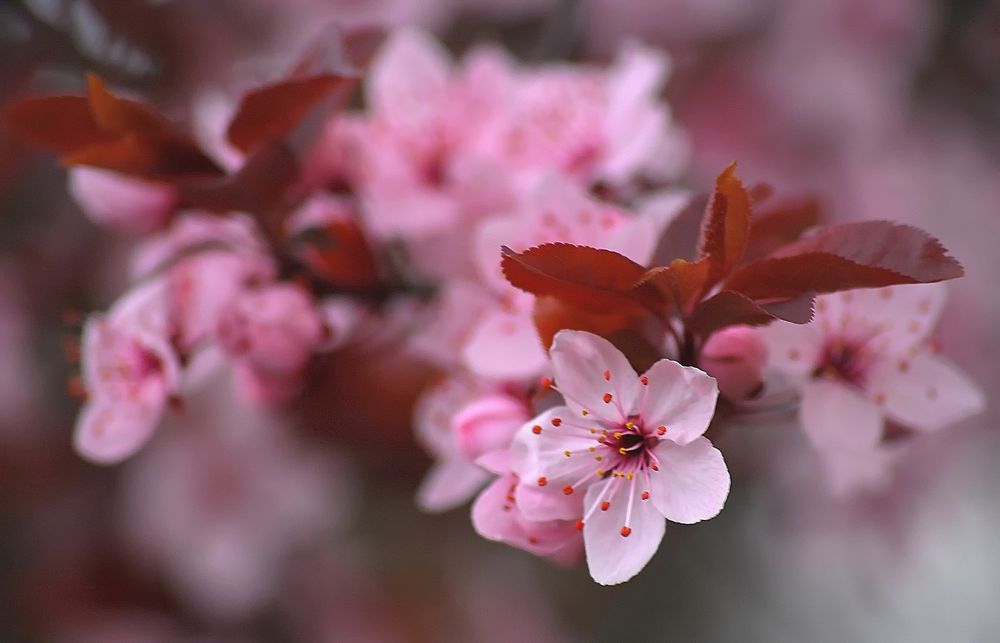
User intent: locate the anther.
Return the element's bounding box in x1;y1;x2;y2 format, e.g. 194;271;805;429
532;425;542;435
539;377;553;389
640;375;649;385
600;501;610;511
562;485;574;495
575;520;585;530
537;477;547;487
563;450;572;457
620;526;632;537
551;417;562;426
641;491;650;500
603;393;613;404
603;369;611;381
656;426;666;436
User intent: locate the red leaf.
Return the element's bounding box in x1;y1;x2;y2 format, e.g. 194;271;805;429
501;243;648;313
648;192;706;265
698;162;752;286
743;195;822;262
725;221;964;300
631;259;710;316
686;290;814;339
292;220;380;289
226;74;355;155
63;136;221;181
85;73;173;137
3;96;113;155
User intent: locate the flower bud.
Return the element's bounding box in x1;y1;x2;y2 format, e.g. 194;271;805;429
700;326;767;400
453;394;528;461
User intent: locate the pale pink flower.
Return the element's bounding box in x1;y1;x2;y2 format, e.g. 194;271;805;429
511;330;729;584
760;284;985;495
699;326;768;401
414;376;529;512
120;375;348;620
217;283;324;404
74;280;182;464
67;167;177;234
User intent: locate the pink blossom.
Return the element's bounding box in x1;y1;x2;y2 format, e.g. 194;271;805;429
761;284;985;495
700;326;768;401
511;330;729;584
217;283;324;404
413;376;521;512
67;167;177;234
74;281;182;463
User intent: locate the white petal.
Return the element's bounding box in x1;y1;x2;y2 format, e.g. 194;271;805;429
866;350;985;433
462;308;547;380
817;284;946;355
800;379;883;450
649;437;730;524
639;359;718;445
758;319;823;378
550;330;640;423
74;399;162;464
583;478;665;585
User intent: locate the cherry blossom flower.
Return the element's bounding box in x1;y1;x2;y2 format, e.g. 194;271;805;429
760;284;985;495
67;167;177;234
74;280;182;463
511;330;729;584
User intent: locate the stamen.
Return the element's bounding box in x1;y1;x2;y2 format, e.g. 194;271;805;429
603;369;611;381
641;491;650;500
601;501;610;511
537;477;547;487
551;417;562;426
620;526;632;537
562;485;574;495
640;375;649;385
575;520;585;530
603;393;613;404
656;426;666;436
532;425;542;435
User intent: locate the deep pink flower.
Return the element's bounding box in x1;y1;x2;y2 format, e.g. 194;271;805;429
761;284;985;495
74;281;182;463
511;330;729;584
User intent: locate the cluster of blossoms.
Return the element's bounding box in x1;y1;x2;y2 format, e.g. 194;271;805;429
4;25;983;586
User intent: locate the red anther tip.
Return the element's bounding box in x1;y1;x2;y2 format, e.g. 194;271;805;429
641;491;650;500
532;425;542;435
575;520;585;530
540;377;553;389
551;417;562;426
602;393;613;404
603;369;611;381
600;501;610;511
537;476;547;487
620;526;632;537
656;426;666;435
562;485;574;495
651;463;659;471
640;375;649;385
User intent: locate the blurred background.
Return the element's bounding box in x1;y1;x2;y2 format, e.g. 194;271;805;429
1;0;998;640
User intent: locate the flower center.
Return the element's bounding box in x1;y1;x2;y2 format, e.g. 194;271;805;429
812;338;874;386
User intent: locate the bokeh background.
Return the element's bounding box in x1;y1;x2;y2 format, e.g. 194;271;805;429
1;0;998;641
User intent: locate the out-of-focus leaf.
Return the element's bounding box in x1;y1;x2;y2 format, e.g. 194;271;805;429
3;96;113;154
226;74;356;155
698;162;752;285
292;220;380;289
62;135;220;180
648;192;707;265
85;73;172;136
501;243;648;313
725;221;963;300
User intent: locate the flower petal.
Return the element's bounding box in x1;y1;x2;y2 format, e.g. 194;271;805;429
800;379;882;450
462;307;548;380
416;458;490;513
817;284;946;355
866;350;985;433
550;330;640;423
649;437;730;524
74;399;163;464
758;319;823;378
583;478;665;585
639;359;718;445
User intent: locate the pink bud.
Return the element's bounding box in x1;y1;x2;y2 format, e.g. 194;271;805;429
68;167;176;233
453;394;528;461
700;326;767;400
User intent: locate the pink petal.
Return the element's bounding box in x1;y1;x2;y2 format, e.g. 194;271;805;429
68;167;176;233
472;474;583;560
74;399;163;464
866;350;985;433
416;459;490;513
462;307;548;380
549;330;640;423
817;284;946;355
649;437;730;524
510;406;595;501
366;27;452;134
819;444;901;498
453;394;529;460
800;379;883;450
639;359;719;445
759;320;824;378
582;477;665;585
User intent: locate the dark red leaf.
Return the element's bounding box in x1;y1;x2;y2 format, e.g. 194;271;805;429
533;297;645;349
725;221;964;300
292;220;380;289
648;192;706;265
226;74;355;155
743;195;822;262
631;259;710;316
63;136;222;181
698;162;752;285
501;243;648;313
686;290;814;339
3;96;114;155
